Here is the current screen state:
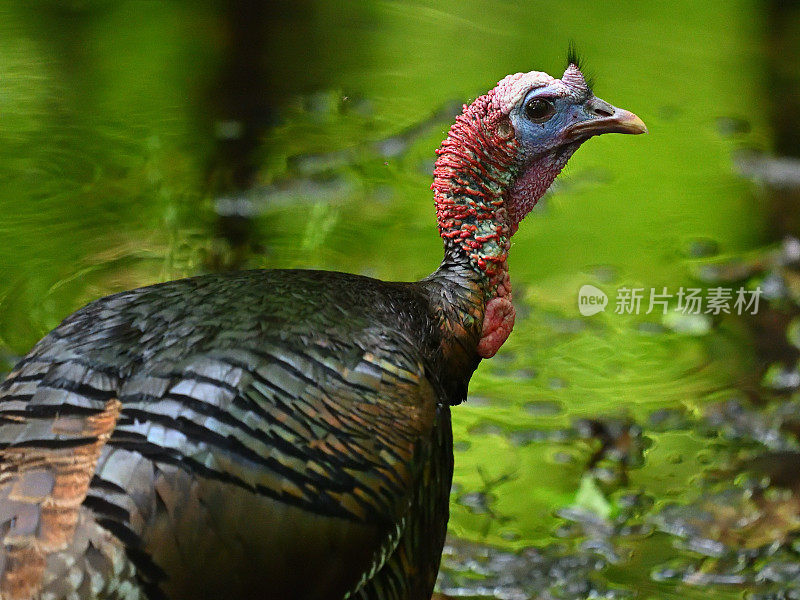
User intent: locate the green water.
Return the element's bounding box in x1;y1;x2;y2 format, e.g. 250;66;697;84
1;1;796;598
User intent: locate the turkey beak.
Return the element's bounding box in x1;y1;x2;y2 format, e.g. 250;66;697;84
565;97;647;142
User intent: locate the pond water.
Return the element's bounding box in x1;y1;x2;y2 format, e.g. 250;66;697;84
1;1;799;598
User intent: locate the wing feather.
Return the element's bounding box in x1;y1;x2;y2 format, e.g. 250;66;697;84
0;358;121;600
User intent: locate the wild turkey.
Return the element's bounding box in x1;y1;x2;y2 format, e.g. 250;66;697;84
0;62;645;600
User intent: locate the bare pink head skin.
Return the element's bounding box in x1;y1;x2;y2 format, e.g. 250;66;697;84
432;63;646;357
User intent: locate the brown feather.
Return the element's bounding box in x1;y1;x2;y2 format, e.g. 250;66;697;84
0;399;120;600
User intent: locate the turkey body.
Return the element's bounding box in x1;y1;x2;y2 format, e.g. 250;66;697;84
0;258;484;600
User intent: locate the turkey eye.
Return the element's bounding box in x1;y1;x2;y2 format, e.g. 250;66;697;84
525;98;555;122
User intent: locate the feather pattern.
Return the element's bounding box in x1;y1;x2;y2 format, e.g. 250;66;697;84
0;261;483;600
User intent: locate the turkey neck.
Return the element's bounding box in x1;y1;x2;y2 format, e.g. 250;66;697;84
431;90;519;301
417;248;486;405
422;89;523;375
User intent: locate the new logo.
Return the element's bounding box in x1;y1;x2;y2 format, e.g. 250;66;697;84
578;285;608;316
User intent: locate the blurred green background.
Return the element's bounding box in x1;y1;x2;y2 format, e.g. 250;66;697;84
2;1;800;598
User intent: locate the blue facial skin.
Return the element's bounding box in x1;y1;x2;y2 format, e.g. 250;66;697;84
509;85;617;158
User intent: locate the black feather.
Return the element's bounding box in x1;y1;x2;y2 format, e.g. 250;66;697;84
566;41;582;70
565;42;596;91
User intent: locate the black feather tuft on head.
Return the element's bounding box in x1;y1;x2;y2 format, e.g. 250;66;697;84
566;41;582;70
565;42;595;91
